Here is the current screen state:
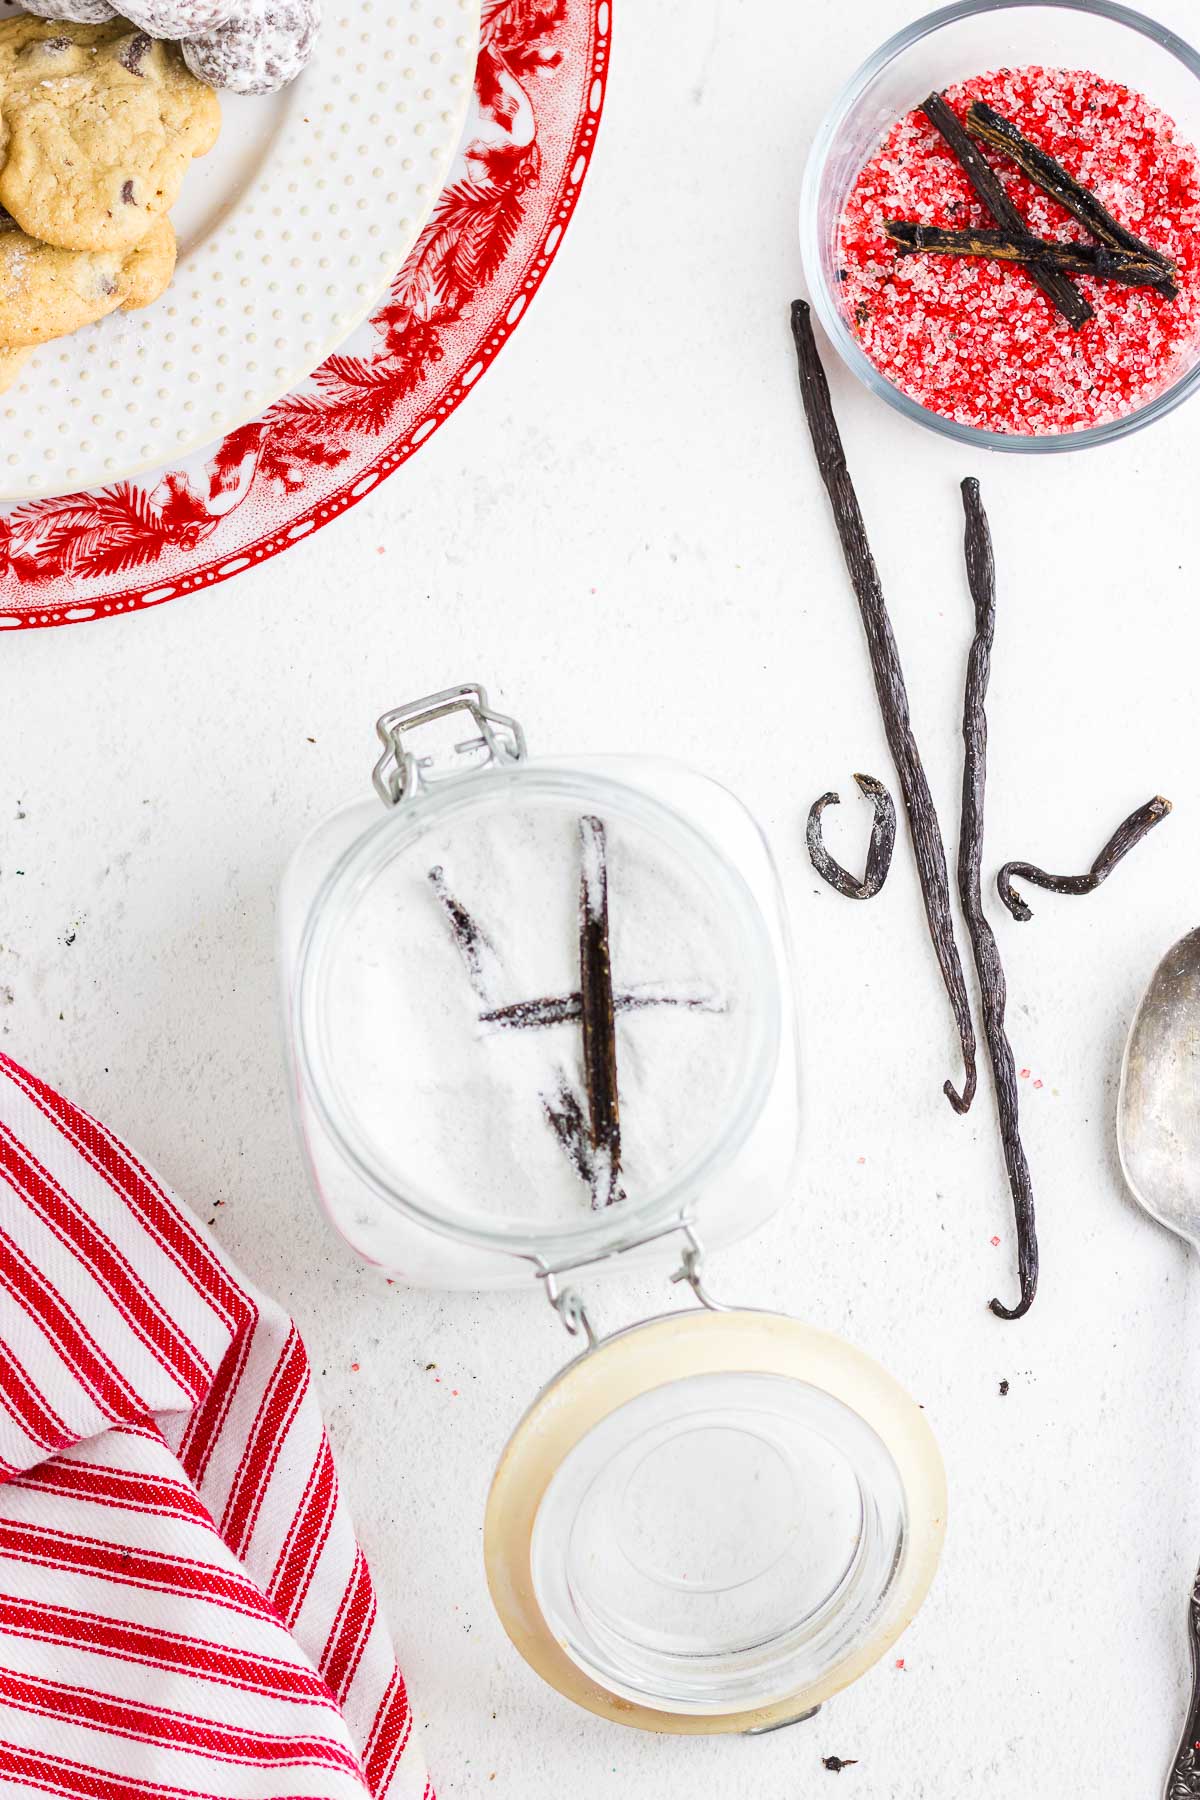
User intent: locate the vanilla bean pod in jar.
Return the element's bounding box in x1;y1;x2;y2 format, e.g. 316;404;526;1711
279;682;945;1733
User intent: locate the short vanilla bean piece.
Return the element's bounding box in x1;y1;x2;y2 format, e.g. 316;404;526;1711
806;774;897;899
998;796;1172;922
428;865;505;1002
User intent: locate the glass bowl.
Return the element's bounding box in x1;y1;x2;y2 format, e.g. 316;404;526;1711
799;0;1200;453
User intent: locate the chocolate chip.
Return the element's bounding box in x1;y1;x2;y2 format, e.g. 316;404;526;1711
120;179;135;204
117;31;151;73
19;35;70;57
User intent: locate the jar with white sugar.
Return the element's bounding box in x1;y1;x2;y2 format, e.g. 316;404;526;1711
280;682;799;1289
279;684;944;1735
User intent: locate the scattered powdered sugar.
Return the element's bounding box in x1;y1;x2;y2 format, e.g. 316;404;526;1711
836;66;1200;434
320;799;751;1229
182;0;319;94
0;219;31;296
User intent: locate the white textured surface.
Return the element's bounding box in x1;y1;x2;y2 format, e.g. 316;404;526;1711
0;0;480;499
5;0;1200;1791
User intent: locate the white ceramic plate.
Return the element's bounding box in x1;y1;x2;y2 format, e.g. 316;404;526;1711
0;0;480;500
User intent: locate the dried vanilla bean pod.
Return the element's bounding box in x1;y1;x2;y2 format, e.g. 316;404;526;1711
965;100;1177;291
790;299;978;1114
483;995;584;1029
957;477;1038;1321
998;796;1172;922
578;815;622;1207
430;864;596;1191
921;91;1093;328
541;1077;626;1204
428;865;505;1002
806;773;897;899
481;984;722;1030
886;220;1175;291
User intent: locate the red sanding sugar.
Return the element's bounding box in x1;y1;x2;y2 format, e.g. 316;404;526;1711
836;67;1200;434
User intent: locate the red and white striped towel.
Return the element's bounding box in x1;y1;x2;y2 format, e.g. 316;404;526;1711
0;1052;429;1800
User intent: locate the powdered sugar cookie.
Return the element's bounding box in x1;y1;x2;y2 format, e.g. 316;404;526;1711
182;0;319;94
118;0;241;42
19;0;116;22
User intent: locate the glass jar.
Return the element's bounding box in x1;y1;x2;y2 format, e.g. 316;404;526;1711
279;684;946;1731
280;682;801;1289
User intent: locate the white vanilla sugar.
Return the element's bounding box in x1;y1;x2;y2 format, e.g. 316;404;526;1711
321;796;750;1226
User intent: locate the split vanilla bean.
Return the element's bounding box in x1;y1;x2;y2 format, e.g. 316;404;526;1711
481;984;722;1030
578;815;622;1207
921;91;1093;328
542;1078;614;1196
957;478;1038;1321
998;796;1172;922
886;220;1174;291
430;863;596;1193
428;865;504;1002
806;773;897;899
790;298;977;1113
965;99;1177;295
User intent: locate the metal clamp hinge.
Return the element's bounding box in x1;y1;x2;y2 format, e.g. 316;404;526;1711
531;1219;732;1350
372;682;526;808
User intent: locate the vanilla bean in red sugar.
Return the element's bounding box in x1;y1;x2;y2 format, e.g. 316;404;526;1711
837;68;1200;434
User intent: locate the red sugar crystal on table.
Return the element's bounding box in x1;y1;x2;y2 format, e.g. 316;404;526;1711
836;67;1200;434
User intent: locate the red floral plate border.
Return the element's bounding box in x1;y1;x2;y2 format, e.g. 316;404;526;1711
1;0;609;631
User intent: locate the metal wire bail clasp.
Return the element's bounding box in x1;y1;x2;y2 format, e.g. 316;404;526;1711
372;683;527;808
531;1220;732;1354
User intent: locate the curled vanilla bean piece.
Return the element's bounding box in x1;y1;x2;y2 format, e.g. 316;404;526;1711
806;774;897;899
998;796;1172;922
957;477;1038;1321
790;298;978;1114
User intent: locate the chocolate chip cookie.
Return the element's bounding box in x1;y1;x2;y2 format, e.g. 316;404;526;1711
0;342;31;393
0;17;220;253
0;209;176;345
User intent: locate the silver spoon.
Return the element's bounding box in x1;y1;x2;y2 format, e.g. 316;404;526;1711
1119;925;1200;1800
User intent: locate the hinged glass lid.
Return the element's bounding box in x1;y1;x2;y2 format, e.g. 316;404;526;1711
294;722;781;1260
484;1309;946;1734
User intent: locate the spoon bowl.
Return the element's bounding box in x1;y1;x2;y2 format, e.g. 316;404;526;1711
1118;925;1200;1253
